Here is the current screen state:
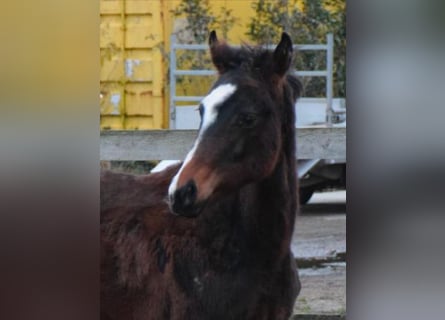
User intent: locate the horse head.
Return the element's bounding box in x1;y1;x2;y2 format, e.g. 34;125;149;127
168;31;301;217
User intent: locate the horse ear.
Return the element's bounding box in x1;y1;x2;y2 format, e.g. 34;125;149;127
209;30;232;74
273;32;293;77
209;30;218;47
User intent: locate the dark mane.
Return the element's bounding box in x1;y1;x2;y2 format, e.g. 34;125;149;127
286;73;303;102
215;44;272;72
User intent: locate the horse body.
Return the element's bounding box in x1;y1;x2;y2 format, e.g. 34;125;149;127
101;31;302;319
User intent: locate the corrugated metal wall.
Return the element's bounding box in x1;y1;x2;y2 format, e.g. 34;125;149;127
100;0;255;130
100;0;164;130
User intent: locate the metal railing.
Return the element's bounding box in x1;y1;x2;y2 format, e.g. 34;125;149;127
169;33;334;129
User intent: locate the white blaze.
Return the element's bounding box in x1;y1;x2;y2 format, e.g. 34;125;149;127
200;83;237;132
168;83;237;197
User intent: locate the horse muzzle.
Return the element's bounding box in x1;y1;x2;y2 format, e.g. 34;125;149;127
169;180;203;217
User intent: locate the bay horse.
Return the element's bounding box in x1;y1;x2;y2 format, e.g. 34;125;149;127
101;31;302;320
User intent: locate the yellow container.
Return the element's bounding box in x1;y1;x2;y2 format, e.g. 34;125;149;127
100;0;164;130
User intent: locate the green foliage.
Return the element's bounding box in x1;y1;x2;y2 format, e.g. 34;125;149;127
216;7;240;40
247;0;346;97
171;0;238;98
173;0;216;45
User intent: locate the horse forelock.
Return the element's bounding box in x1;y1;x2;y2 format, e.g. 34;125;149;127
214;44;301;104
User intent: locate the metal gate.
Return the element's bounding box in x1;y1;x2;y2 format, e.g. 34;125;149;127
168;33;337;129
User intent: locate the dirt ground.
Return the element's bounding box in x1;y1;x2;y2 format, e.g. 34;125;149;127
291;191;346;317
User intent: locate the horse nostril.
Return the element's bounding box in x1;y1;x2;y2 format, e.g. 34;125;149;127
186;180;197;199
182;180;197;207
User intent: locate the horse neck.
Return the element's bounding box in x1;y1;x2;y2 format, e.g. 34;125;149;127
242;103;297;257
261;89;297;214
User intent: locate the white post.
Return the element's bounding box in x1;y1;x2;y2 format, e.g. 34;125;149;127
169;34;177;129
326;33;334;125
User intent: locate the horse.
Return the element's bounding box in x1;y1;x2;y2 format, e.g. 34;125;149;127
101;30;302;320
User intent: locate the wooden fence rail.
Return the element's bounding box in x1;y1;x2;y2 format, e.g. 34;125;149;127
100;128;345;160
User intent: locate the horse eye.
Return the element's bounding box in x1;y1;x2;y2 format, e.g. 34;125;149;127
236;113;257;128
